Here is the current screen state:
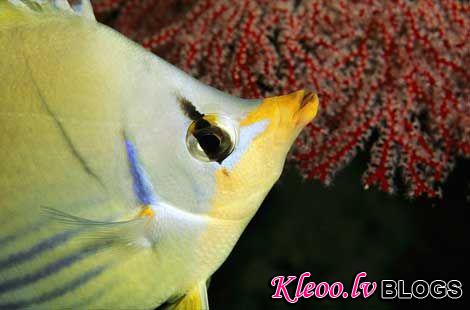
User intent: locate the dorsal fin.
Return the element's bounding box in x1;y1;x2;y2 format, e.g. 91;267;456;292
71;0;95;21
54;0;73;11
3;0;96;20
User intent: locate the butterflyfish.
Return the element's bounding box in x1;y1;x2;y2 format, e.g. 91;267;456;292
0;1;319;308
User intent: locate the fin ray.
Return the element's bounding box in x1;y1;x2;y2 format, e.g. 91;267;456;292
167;282;209;310
53;0;72;11
76;0;95;21
3;0;96;20
41;207;151;252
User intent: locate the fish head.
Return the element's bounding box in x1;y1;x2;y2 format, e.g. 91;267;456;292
124;52;319;221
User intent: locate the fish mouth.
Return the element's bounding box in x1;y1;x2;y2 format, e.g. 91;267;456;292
293;89;319;127
300;90;317;109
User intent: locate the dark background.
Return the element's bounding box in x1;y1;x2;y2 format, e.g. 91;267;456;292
209;154;468;309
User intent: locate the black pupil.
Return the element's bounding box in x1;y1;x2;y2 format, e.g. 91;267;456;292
197;133;221;154
192;118;233;163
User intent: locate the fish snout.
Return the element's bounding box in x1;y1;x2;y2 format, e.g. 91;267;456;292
265;89;319;130
239;89;319;154
294;89;319;127
241;89;319;130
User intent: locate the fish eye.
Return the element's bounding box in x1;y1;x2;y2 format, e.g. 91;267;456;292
186;114;238;163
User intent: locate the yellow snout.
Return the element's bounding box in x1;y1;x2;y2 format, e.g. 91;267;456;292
211;90;319;220
241;89;318;128
241;89;319;146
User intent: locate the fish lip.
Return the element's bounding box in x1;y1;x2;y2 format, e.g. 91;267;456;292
294;89;319;126
300;90;317;109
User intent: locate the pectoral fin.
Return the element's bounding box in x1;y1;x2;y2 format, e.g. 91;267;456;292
168;282;209;310
41;206;153;253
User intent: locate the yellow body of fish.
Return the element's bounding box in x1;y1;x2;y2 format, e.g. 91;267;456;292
0;1;318;309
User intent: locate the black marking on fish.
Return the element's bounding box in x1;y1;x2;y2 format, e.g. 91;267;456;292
0;244;102;295
0;230;78;272
0;265;107;310
24;56;105;189
177;95;204;120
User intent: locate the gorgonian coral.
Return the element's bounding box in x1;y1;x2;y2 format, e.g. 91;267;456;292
93;0;469;198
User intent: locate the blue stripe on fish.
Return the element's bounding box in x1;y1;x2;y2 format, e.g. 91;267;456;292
67;285;110;309
0;221;44;248
124;137;157;205
0;265;107;310
0;235;16;248
0;230;78;272
0;244;102;295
